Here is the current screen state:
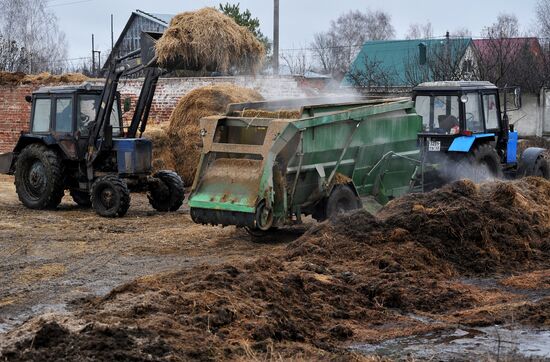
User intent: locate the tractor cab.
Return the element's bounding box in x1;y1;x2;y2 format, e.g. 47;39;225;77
412;81;548;185
22;84;124;160
413;81;516;162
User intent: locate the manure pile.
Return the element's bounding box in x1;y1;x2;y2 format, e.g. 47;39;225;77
144;83;263;185
155;7;264;73
0;71;88;86
2;178;549;360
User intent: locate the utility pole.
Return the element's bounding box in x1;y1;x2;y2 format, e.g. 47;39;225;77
92;34;101;76
111;14;114;50
273;0;279;75
92;34;95;75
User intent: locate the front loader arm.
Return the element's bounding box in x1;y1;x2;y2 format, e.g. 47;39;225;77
85;31;162;181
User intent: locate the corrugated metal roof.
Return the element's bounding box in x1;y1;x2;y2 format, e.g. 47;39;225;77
134;10;174;26
343;38;472;87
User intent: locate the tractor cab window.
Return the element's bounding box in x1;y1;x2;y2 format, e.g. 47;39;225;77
78;95;122;137
464;93;483;133
32;98;51;133
78;95;98;136
416;95;460;134
55;98;73;133
483;94;499;130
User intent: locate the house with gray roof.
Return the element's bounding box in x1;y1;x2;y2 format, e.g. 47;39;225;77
102;10;175;72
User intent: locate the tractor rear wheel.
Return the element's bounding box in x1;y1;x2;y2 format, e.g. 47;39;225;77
91;175;130;217
326;184;363;219
70;189;91;208
15;144;64;210
148;170;185;212
453;143;503;182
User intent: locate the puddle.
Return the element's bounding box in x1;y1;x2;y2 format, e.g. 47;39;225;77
353;326;550;360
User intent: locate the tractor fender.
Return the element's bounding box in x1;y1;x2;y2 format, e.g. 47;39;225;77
13;134;59;153
517;147;547;177
448;133;495;153
7;135;66;173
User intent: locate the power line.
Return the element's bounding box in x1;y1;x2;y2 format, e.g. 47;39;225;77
46;0;94;7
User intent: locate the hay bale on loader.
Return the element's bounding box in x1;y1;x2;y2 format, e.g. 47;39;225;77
144;84;263;186
155;7;265;73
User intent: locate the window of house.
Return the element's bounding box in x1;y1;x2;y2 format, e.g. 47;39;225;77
483;94;499;130
55;98;73;133
32;99;51;132
464;93;484;133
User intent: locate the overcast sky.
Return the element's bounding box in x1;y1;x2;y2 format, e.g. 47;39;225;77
50;0;540;62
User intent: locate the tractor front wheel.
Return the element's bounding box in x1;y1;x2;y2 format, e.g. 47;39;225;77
148;171;185;212
453;143;503;182
15;144;64;210
91;175;130;217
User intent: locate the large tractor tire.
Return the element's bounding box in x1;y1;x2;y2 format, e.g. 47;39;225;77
70;189;91;208
148;170;185;212
91;175;130;217
15;144;65;210
453;143;503;182
325;184;363;219
531;157;550;179
518;148;550;180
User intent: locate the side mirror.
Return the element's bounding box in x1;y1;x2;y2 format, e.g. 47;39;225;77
123;97;132;113
25;95;32;103
514;87;522;109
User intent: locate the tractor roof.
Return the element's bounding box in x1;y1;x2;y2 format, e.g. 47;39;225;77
34;82;103;95
414;81;497;92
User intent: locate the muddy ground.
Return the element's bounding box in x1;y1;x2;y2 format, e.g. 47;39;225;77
0;175;549;361
0;175;300;334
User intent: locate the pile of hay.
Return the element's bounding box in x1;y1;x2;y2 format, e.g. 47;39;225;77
21;72;88;85
0;71;25;85
155;7;265;73
0;71;88;86
144;84;263;186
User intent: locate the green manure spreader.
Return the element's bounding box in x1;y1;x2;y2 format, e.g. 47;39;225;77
188;97;423;234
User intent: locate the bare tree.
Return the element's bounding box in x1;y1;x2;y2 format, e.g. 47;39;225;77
406;22;434;39
452;27;472;37
476;14;546;93
0;0;68;73
310;9;395;78
403;38;473;86
0;35;28;72
536;0;550;39
484;13;519;38
345;55;397;90
281;50;312;76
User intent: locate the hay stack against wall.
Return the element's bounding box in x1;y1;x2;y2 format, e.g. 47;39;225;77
155;7;265;73
145;84;263;186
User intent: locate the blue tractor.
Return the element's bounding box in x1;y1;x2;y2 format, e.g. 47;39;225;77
0;32;185;217
414;81;549;188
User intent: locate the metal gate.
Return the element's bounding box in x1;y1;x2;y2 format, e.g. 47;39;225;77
544;88;550;135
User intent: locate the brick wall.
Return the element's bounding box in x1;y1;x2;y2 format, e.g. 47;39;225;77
0;76;305;152
0;85;33;153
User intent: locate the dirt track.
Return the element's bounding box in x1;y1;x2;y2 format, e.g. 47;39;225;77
0;175;298;334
